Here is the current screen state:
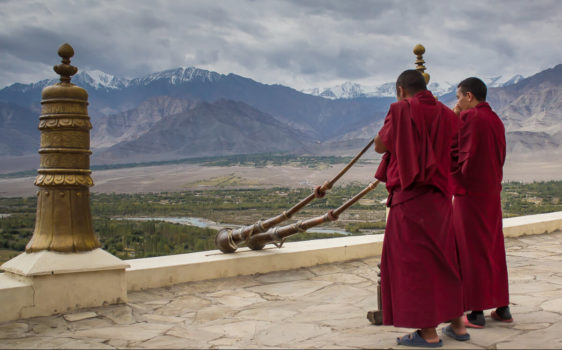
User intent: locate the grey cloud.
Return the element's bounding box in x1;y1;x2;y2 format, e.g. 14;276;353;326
0;0;561;89
0;26;65;63
286;0;394;20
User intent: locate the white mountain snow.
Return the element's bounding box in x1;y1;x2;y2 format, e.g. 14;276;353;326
302;81;382;99
483;74;525;88
128;67;223;87
76;66;223;89
73;70;129;89
4;66;224;92
303;74;526;99
3;64;527;99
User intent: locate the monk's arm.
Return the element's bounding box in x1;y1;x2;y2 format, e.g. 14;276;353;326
450;121;460;173
374;134;388;154
375;108;393;154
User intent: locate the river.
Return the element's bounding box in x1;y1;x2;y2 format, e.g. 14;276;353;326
116;216;355;235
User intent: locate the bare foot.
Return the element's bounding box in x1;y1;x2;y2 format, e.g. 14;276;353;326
419;328;441;343
451;316;468;335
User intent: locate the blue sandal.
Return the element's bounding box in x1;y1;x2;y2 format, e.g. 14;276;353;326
396;330;443;348
442;325;470;341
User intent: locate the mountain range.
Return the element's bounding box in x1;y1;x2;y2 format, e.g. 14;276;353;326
303;75;525;99
0;102;38;156
0;64;559;165
94;98;312;164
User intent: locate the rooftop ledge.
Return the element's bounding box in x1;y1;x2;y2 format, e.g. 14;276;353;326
125;211;562;291
127;234;384;291
0;211;560;323
0;210;560;325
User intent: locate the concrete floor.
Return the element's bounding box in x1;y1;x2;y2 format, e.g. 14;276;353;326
1;231;561;349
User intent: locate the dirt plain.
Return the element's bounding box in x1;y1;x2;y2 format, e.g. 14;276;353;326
0;152;561;198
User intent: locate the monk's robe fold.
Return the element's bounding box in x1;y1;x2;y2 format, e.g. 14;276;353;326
375;90;463;328
451;102;509;312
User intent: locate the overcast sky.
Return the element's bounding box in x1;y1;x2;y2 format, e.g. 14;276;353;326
1;0;561;90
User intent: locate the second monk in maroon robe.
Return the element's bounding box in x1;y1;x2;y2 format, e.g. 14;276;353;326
451;77;510;318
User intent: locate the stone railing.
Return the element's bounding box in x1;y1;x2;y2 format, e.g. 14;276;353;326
2;211;561;322
125;210;562;291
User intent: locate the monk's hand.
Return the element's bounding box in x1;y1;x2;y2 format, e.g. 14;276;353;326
453;103;462;116
374;134;387;153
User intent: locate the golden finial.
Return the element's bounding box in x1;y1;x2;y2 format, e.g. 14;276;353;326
413;44;430;84
27;44;98;253
53;43;78;83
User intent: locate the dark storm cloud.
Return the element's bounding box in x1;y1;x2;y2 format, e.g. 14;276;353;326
0;26;66;63
0;0;561;89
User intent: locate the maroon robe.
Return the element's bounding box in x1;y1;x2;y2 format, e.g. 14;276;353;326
375;90;463;328
451;102;509;311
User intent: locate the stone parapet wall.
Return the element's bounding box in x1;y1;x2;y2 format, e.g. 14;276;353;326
1;211;561;322
125;211;562;291
503;211;562;237
126;234;384;291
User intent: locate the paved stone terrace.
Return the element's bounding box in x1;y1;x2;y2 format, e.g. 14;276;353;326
1;231;562;349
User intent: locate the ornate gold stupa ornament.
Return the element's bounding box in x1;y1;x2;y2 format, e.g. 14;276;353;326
26;43;100;253
413;43;430;85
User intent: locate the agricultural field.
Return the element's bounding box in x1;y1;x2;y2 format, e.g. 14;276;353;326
0;154;561;264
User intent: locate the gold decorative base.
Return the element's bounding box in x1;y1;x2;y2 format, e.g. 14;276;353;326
26;188;99;253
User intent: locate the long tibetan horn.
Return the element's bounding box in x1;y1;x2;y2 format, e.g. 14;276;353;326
245;180;380;251
215;138;375;253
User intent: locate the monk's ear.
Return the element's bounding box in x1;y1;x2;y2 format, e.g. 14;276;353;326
397;86;406;101
466;91;474;102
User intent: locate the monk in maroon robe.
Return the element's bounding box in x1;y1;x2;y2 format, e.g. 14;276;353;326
451;77;511;328
374;70;468;347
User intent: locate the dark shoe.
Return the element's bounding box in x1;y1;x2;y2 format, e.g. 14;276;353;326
366;310;383;325
463;313;485;328
442;325;470;341
491;306;513;323
396;330;443;348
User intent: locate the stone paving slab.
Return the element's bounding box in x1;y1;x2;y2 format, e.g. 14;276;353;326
0;231;561;349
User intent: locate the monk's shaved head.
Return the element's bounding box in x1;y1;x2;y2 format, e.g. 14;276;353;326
458;77;487;102
396;69;427;95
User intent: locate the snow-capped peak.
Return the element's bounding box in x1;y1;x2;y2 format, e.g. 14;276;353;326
73;70;130;89
372;82;397;97
502;74;524;86
302;80;456;99
303;74;526;100
427;81;456;96
302;81;381;99
14;70;130;91
327;81;367;99
482;74;525;88
0;66;228;93
129;66;224;86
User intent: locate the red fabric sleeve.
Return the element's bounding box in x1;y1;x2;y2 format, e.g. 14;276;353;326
458;110;478;166
450;128;460;172
375;110;394;183
378;110;394;154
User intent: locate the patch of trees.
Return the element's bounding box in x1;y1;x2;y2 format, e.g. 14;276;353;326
0;180;560;263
